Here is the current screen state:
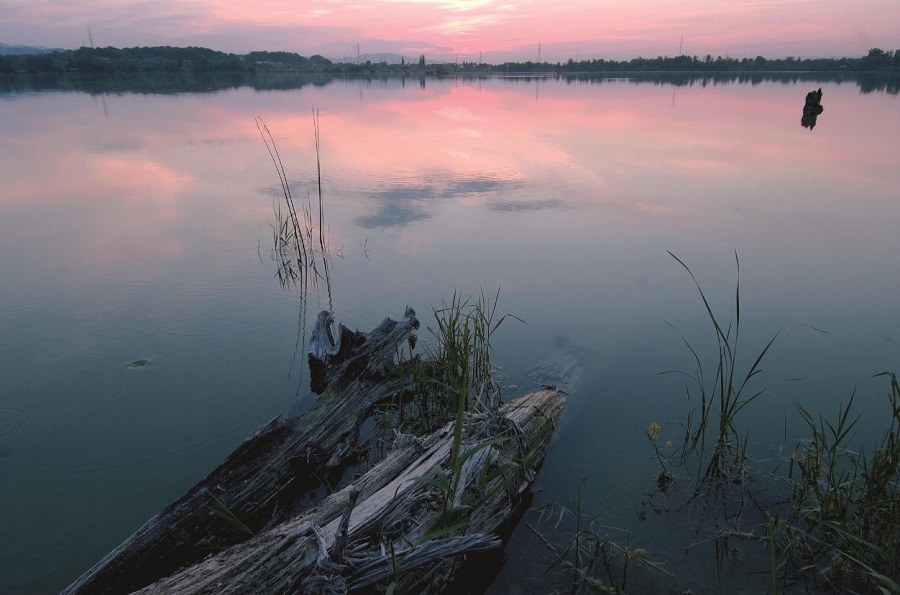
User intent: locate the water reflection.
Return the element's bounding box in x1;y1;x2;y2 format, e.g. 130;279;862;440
3;71;899;96
1;73;899;594
357;175;528;228
258;114;336;398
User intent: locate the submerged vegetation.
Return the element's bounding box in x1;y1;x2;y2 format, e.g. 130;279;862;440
373;289;522;457
516;254;898;594
627;254;900;593
255;117;896;592
258;113;333;305
527;488;673;594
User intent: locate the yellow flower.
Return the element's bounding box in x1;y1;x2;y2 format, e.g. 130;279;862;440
647;421;661;441
665;440;673;448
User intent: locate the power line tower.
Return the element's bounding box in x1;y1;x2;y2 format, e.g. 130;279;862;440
537;41;542;63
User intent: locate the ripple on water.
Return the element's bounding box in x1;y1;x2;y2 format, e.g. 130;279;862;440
150;286;290;338
0;406;28;438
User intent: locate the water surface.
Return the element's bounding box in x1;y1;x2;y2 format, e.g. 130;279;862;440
1;73;898;593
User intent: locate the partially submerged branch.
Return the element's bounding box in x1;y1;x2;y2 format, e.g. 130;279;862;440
63;306;565;595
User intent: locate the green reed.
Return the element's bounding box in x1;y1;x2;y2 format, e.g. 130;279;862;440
641;254;899;592
662;251;781;486
384;287;521;438
767;372;899;592
374;289;523;520
257;112;330;295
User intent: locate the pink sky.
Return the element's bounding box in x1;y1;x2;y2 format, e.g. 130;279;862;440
2;0;898;62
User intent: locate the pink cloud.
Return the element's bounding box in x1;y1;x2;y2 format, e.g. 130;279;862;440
0;0;897;61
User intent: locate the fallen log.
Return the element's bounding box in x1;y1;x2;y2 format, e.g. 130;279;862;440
62;307;566;594
133;389;565;594
63;308;420;595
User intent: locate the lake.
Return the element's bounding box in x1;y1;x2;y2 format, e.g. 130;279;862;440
1;72;898;593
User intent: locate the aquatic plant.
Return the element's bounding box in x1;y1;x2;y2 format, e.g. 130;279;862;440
257;112;330;297
379;287;522;441
641;255;899;592
258;113;335;392
768;372;900;592
528;487;673;594
638;251;781;579
375;289;524;518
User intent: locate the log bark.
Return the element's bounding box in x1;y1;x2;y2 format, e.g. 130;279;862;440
62;306;566;594
63;308;420;595
132;389;565;594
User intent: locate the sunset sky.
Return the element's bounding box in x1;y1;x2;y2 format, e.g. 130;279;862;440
2;0;898;62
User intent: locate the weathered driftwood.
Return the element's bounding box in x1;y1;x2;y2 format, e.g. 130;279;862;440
804;87;823;109
63;308;420;595
801;87;824;130
63;307;565;594
133;389;565;594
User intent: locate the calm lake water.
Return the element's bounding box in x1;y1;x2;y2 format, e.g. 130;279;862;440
1;73;899;593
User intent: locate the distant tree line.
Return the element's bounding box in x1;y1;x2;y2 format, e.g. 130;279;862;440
491;48;900;74
1;45;898;76
0;46;336;74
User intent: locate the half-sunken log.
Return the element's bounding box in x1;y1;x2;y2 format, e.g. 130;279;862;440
134;389;565;594
63;308;420;595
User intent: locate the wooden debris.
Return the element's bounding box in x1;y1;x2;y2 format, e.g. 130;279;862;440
134;390;564;594
62;308;565;594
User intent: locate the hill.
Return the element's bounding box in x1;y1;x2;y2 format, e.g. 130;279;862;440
0;42;64;55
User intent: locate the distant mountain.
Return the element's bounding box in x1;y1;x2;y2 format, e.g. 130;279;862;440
0;43;65;55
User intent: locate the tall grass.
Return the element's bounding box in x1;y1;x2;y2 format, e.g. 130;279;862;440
641;253;780;561
257;113;335;392
640;254;899;592
257;112;330;299
769;372;900;592
370;289;523;519
381;287;522;443
662;251;780;487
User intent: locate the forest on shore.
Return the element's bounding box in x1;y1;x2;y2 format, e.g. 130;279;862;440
2;45;898;76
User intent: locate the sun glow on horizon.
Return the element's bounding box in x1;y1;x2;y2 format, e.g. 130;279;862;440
0;0;897;60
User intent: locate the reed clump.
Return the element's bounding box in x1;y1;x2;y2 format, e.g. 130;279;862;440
641;253;899;593
257;113;330;293
769;372;899;592
371;289;523;522
639;252;778;576
378;288;521;440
